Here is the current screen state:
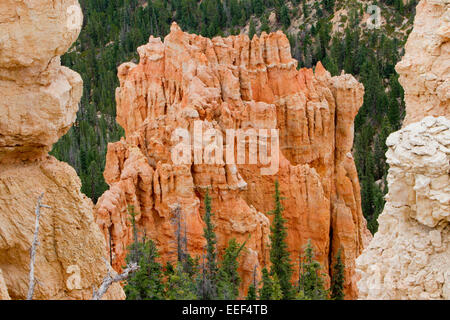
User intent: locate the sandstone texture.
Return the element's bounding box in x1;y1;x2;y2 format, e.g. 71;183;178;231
395;0;450;125
0;268;10;300
96;23;371;298
356;117;450;299
0;0;124;299
356;0;450;300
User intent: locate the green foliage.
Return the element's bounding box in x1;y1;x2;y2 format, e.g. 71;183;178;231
249;18;256;39
297;240;327;300
246;284;257;300
268;181;294;299
217;239;244;299
260;13;270;34
280;4;290;29
245;282;258;300
258;267;273;300
164;263;198;300
124;239;165;300
270;274;283;300
330;249;345;300
198;189;219;299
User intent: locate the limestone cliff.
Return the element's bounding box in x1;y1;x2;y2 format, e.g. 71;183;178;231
356;0;450;300
0;0;124;299
395;0;450;126
96;23;371;298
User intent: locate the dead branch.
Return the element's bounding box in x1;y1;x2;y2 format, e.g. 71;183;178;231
27;193;51;300
91;258;139;300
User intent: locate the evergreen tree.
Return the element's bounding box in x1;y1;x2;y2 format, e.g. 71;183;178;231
330;249;345;300
249;18;256;39
164;263;198;300
280;4;290;29
258;267;273;300
198;189;218;299
217;239;244;299
260;13;270;33
270;274;283;300
124;239;165;300
253;0;264;16
268;181;294;299
246;283;257;300
246;266;258;300
298;240;327;300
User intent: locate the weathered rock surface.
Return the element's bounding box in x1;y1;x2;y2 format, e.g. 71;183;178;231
395;0;450;125
0;268;10;300
356;0;450;300
356;117;450;299
0;0;83;163
96;23;371;298
0;0;124;299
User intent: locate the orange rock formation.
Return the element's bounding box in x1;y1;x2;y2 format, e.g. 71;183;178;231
96;23;371;298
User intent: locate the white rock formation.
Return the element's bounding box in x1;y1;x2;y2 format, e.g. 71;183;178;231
395;0;450;125
356;117;449;299
356;0;449;300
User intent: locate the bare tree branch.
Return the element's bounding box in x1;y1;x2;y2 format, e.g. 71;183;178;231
91;258;139;300
27;193;51;300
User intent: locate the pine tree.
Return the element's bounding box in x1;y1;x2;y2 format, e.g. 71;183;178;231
298;240;327;300
246;265;258;300
258;267;273;300
204;189;217;277
280;4;290;29
268;181;294;299
388;96;401;130
323;0;335;12
164;263;198;300
330;249;345;300
125;204;145;270
198;189;218;299
124;239;165;300
260;14;270;34
253;0;264;17
246;283;257;300
270;274;283;300
249;18;256;40
217;239;244;299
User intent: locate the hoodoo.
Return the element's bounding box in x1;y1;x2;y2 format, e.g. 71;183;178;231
95;23;371;298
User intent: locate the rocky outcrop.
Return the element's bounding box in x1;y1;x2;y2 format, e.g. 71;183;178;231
356;0;450;300
0;0;124;299
395;0;449;125
356;117;450;299
96;23;371;298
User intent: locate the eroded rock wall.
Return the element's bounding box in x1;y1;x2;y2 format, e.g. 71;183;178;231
0;0;124;300
396;0;449;125
356;0;450;300
96;23;371;298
